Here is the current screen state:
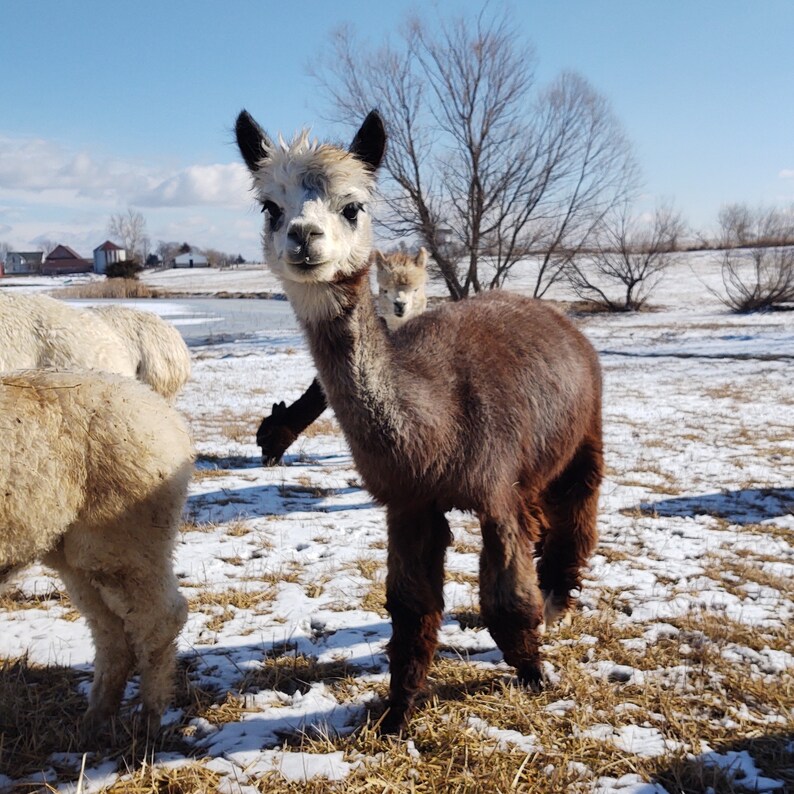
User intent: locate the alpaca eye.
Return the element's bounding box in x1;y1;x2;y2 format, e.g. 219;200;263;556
342;202;362;222
261;200;283;228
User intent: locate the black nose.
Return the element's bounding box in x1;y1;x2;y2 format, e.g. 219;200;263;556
393;302;406;316
287;223;324;248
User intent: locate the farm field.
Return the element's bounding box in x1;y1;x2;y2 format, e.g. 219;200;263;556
0;256;792;793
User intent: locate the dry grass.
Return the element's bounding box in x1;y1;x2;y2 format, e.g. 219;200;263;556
52;278;158;299
3;602;791;792
302;418;341;438
0;657;91;780
222;416;255;444
100;763;222;793
0;586;77;617
192;588;277;610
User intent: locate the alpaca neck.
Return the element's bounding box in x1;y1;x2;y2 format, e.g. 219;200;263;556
293;269;410;451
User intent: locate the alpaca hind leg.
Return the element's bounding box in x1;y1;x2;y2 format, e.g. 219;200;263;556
91;560;187;733
43;546;134;731
537;438;602;626
479;515;545;688
383;507;451;733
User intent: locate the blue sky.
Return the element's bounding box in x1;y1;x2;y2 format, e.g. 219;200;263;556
1;0;792;260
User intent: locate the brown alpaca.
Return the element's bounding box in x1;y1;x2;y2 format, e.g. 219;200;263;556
256;249;428;465
236;109;602;733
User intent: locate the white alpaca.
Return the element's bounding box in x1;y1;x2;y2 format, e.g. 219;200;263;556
0;369;193;732
0;293;190;399
89;305;191;400
0;292;136;377
374;249;429;331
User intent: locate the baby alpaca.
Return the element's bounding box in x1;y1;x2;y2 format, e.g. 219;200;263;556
0;370;193;733
256;249;428;465
375;248;428;331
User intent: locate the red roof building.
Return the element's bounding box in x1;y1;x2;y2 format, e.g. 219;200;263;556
41;245;93;275
93;240;127;274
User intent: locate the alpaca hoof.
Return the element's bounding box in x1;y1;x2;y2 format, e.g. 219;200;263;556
542;590;572;627
79;710;111;746
517;664;545;692
377;704;409;736
138;709;163;738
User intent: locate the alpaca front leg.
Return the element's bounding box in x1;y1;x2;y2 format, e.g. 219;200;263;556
382;508;451;733
479;517;545;688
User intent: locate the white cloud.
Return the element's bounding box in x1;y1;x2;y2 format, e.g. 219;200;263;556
779;169;794;179
0;134;249;209
134;163;250;208
0;135;155;197
0;134;259;257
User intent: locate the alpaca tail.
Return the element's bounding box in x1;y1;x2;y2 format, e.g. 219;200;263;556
136;323;191;400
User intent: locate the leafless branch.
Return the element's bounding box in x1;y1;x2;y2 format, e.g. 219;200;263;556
313;11;637;300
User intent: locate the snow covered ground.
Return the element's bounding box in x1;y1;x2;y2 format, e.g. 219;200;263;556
0;256;791;793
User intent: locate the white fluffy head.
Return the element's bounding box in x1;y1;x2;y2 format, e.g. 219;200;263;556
236;111;386;294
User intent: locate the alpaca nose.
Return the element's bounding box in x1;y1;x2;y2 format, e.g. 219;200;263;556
393;301;406;316
287;223;324;249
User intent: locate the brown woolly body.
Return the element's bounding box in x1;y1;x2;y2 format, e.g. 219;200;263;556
312;271;600;513
235;108;603;733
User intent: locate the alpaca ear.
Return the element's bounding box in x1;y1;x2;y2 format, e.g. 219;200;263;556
416;247;428;269
372;250;386;267
236;110;272;173
349;110;386;171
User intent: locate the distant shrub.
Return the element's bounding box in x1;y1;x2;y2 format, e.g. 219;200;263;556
715;205;794;312
106;259;143;279
567;203;684;312
719;247;794;312
54;279;156;299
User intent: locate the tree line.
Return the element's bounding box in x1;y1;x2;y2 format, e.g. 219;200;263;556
313;9;792;313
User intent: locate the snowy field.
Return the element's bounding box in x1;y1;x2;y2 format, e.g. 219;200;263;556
0;256;792;793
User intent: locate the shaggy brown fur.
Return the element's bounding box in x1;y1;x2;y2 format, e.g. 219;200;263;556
236;110;602;733
256;250;428;465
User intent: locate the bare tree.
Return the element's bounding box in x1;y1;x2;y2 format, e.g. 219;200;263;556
314;11;637;299
35;237;58;255
716;204;794;312
202;247;232;268
567;201;685;311
0;241;10;263
156;240;182;268
108;208;148;261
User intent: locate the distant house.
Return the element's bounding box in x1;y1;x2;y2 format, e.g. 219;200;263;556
41;245;93;275
173;249;209;268
4;251;44;275
93;240;126;274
